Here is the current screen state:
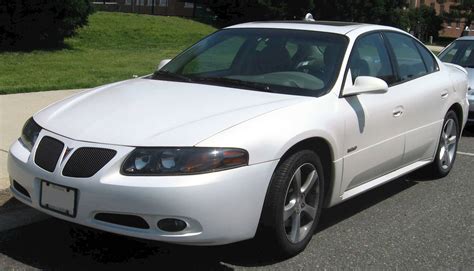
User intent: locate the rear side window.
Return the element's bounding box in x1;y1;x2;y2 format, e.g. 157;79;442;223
385;32;427;81
415;42;438;73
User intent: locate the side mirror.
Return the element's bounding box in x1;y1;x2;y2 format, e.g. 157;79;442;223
157;59;172;71
342;76;388;97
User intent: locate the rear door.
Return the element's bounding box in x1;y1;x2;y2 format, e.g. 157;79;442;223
383;32;449;165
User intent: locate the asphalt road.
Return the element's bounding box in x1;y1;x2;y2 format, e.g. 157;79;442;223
1;129;473;270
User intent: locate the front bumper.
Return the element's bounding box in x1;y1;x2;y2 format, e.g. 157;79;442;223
7;130;278;245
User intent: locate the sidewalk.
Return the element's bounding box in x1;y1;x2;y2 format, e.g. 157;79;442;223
426;45;444;54
0;89;83;190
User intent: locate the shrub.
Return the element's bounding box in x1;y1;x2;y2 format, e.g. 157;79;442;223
0;0;93;50
208;0;314;26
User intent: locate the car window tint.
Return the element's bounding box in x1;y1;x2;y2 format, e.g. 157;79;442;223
439;40;474;68
459;45;474;64
285;41;298;58
415;42;438;73
160;28;349;97
349;33;396;85
385;32;428;81
439;44;458;63
183;36;245;74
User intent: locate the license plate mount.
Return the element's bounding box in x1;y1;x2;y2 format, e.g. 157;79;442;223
40;180;77;218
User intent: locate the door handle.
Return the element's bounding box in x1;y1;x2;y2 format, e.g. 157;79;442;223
392;106;404;118
441;90;449;99
393;110;403;117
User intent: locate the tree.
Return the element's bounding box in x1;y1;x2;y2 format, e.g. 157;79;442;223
0;0;93;50
207;0;442;41
442;0;474;35
313;0;408;26
407;5;443;41
207;0;314;26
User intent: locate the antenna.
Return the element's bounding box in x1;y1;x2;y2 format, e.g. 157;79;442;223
304;13;315;22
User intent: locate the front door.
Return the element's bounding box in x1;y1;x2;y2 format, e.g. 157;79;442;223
340;32;405;194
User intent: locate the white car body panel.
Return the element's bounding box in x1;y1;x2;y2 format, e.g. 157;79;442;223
8;21;470;245
34;79;306;147
8;132;278;245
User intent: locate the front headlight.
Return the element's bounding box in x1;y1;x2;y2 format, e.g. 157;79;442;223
121;147;249;176
19;117;42;151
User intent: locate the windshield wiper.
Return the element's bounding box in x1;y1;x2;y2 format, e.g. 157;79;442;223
192;77;273;92
153;70;193;82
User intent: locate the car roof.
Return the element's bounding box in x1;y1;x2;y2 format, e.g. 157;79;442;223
456;35;474;41
226;20;401;36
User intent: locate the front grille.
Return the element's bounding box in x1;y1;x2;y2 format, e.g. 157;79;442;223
63;147;117;178
95;213;150;229
35;136;64;172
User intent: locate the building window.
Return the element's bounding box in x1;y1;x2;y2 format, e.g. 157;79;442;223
184;2;194;8
420;0;425;5
136;0;145;6
125;0;131;5
440;4;445;12
147;0;153;6
430;3;435;9
159;0;168;7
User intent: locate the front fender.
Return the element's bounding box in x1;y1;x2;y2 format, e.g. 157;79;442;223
196;95;345;165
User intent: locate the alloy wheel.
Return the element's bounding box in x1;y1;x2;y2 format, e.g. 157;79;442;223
439;118;458;170
283;163;320;244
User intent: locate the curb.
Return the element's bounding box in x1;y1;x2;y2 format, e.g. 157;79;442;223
0;189;49;232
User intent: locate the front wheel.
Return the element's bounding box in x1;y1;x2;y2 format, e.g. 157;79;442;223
426;110;459;178
258;150;324;257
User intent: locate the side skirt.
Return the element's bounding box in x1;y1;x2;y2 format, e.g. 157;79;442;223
340;160;431;201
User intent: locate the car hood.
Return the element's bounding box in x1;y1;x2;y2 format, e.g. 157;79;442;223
34;79;306;146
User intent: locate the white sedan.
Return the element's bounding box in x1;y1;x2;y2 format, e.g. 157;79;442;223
8;19;469;256
438;36;474;125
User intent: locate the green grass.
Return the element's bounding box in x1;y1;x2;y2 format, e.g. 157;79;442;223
0;12;216;94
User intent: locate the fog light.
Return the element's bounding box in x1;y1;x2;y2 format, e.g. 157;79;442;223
157;218;187;232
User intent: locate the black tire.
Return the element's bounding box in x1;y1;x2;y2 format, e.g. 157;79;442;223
426;110;459;178
258;150;324;257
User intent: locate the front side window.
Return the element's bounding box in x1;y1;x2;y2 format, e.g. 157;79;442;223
385;32;428;81
348;32;396;85
155;28;349;97
439;40;474;68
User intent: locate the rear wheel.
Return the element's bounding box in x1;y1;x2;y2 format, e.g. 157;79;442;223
259;150;324;257
426;110;459;178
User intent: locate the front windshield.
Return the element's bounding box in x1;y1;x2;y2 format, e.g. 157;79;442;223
152;28;348;97
439;40;474;68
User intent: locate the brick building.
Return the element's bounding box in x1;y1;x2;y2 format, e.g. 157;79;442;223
407;0;472;37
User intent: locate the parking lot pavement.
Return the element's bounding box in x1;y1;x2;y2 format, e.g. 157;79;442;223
0;130;472;270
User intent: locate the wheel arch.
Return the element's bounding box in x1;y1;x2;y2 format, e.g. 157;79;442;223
448;102;464;131
277;137;335;208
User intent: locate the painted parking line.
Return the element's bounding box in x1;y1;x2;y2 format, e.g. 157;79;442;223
457;151;474;157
